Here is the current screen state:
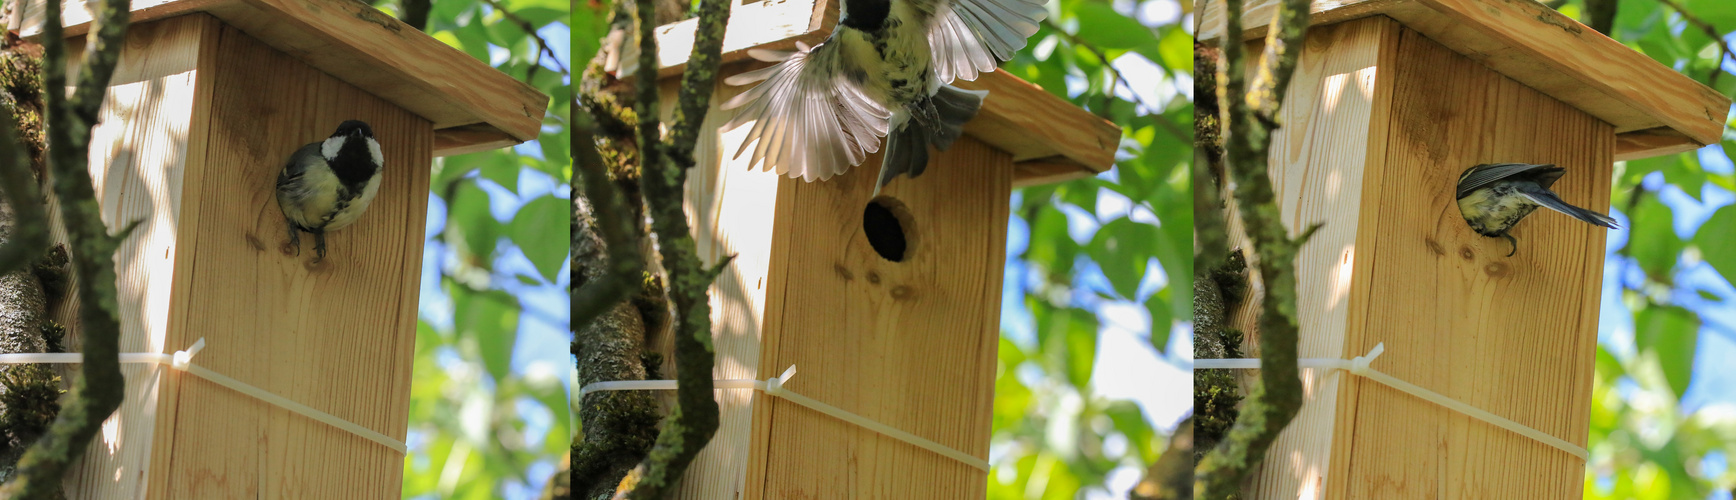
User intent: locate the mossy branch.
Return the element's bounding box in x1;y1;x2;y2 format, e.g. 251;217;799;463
1193;0;1317;494
620;0;733;495
0;0;135;495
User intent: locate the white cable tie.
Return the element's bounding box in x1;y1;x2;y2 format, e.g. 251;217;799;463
171;338;206;371
0;339;407;454
1192;343;1588;461
582;365;991;473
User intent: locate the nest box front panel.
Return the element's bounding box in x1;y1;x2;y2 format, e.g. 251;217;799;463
1333;22;1608;499
752;136;1012;497
149;17;431;499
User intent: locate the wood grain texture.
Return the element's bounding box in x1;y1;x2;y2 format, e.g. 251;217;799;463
1216;18;1605;498
136;18;429;499
661;73;1012;497
21;0;546;156
45;15;212;499
1336;25;1602;499
1196;0;1729;157
639;5;1118;185
658;70;786;500
1229;17;1396;499
748;136;1009;499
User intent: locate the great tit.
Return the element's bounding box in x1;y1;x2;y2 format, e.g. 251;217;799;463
1455;163;1617;257
718;0;1047;195
275;120;383;263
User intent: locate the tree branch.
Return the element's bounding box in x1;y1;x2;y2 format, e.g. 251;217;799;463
1583;0;1616;35
1657;0;1731;87
1;0;135;493
619;0;732;494
481;0;568;83
1194;0;1316;493
399;0;430;31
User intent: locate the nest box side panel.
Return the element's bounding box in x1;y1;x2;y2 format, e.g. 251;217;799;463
144;20;431;499
1330;25;1607;498
38;14;213;499
654;78;789;500
747;137;1011;498
1218;17;1400;499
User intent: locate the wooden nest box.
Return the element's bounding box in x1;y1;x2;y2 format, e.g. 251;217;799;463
616;2;1120;496
19;0;546;497
1197;0;1729;497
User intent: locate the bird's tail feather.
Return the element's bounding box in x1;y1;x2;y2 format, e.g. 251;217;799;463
1520;189;1620;229
873;85;988;195
877;121;929;197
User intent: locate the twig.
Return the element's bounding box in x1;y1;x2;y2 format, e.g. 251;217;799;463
481;0;569;84
0;0;135;494
571;108;645;332
1193;0;1316;493
618;0;734;494
1657;0;1732;86
1040;19;1177;132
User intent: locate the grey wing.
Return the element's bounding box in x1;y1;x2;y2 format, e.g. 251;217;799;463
720;40;891;182
276;144;321;192
1456;163;1553;199
927;0;1047;82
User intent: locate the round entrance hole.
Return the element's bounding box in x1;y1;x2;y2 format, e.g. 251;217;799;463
863;197;916;262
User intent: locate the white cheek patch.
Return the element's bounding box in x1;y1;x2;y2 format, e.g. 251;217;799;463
366;137;383;168
322;136;344;161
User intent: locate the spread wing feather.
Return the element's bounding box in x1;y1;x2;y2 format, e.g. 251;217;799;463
721;40;891;181
927;0;1047;82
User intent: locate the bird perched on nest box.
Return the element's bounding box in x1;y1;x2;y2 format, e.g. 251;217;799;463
276;120;384;263
1455;163;1618;257
718;0;1048;195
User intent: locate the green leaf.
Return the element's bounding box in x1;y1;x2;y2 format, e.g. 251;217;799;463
455;288;520;381
1072;4;1161;50
1145;293;1172;352
1156;25;1192;70
481;155;520;194
1086;218;1158;299
1696;206;1736;281
1633;306;1698;398
446;181;502;266
1627;195;1682;279
508;195;571;282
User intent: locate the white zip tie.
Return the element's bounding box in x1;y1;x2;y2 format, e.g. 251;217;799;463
0;338;407;454
579;365;991;472
1194;343;1588;461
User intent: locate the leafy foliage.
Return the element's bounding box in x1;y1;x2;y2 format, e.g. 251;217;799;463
988;0;1191;496
1546;0;1736;497
368;0;572;497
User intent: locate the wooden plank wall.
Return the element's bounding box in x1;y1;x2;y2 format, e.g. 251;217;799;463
747;137;1010;498
1227;16;1399;499
1329;23;1604;499
1219;16;1605;498
54;14;212;499
51;14;435;498
659;69;786;500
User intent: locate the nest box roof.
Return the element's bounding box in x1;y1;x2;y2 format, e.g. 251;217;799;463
1197;0;1733;161
620;0;1123;187
20;0;549;157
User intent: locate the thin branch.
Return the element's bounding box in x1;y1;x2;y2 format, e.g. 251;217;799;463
1040;18;1180;138
399;0;431;31
1;0;135;493
614;0;732;493
1194;0;1316;493
481;0;569;84
1657;0;1732;87
619;0;733;493
571;108;644;333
